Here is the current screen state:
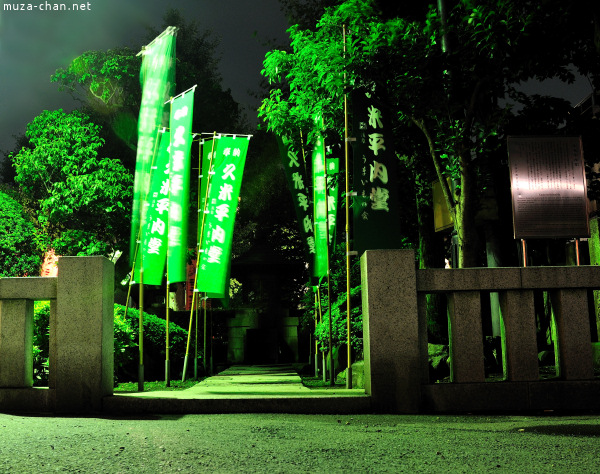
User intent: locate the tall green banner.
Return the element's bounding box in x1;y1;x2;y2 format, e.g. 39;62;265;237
276;135;316;262
326;157;339;246
196;136;251;297
132;131;170;285
312;128;328;279
167;89;194;283
130;28;176;268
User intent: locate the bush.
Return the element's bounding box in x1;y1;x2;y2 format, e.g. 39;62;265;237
32;303;189;385
113;304;189;381
33;301;50;385
0;190;43;277
314;286;363;355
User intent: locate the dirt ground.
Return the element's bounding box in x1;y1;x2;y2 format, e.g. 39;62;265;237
1;412;599;472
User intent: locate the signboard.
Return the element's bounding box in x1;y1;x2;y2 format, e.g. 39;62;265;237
507;136;589;239
351;88;402;253
432;178;454;232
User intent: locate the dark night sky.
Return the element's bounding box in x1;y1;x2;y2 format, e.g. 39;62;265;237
0;0;290;156
0;1;593;161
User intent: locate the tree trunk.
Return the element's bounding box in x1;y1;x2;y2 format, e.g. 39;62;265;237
415;174;448;343
456;157;480;268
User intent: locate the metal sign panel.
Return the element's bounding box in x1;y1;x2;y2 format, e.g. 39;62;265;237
432;178;454;232
507;136;589;239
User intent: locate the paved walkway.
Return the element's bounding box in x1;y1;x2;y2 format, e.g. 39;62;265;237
118;364;364;399
104;364;369;414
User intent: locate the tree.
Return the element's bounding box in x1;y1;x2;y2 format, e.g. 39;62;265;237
261;0;600;268
10;109;133;257
0;189;43;277
52;8;247;155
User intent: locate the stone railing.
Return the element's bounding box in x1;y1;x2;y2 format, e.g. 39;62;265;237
0;257;113;413
361;249;600;413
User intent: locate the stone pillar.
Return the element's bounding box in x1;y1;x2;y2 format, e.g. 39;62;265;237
54;257;114;413
447;291;485;383
499;290;539;381
550;289;594;380
0;299;34;388
361;249;420;413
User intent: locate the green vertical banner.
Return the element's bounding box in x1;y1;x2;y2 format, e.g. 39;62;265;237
130;28;176;266
351;87;401;254
276;135;316;261
326;157;339;246
312;125;328;279
167;89;195;283
132;131;170;285
196;136;251;297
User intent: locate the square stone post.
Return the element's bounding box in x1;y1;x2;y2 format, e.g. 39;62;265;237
499;290;539;381
55;257;114;412
447;291;485;383
0;299;34;388
361;249;420;413
550;289;594;380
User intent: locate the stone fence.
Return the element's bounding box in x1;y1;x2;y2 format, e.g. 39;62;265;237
3;251;599;414
362;249;600;413
0;257;113;413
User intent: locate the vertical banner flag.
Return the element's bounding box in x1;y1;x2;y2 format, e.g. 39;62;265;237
196;136;251;297
276;135;316;262
130;27;176;268
132;131;170;285
312;123;329;279
326;157;339;246
167;89;195;283
351;87;401;254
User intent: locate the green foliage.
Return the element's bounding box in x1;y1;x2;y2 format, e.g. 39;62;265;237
314;286;363;353
113;305;137;378
31;303;189;385
114;304;189;372
11;109;133;257
0;190;43;277
51;47;141;111
114;379;199;392
33;301;51;384
260;0;600;268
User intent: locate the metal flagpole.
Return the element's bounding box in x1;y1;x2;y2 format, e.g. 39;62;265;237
316;284;326;382
203;294;208;373
165;279;171;387
183;134;217;381
342;24;353;390
164;99;173;388
124;228;142;318
314;291;319;377
323;144;335;386
137;126;163;392
194;294;199;379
